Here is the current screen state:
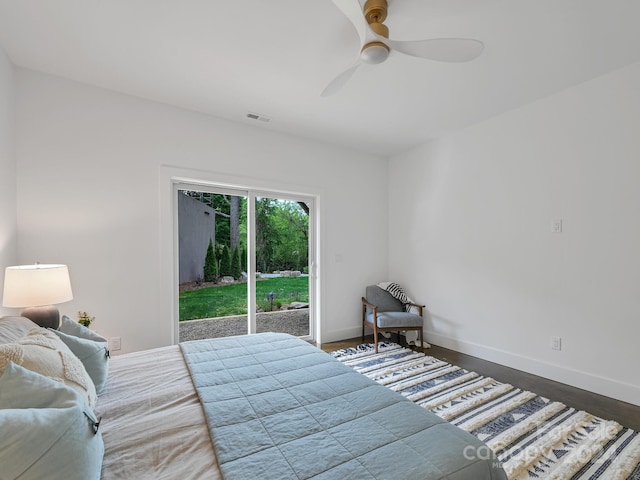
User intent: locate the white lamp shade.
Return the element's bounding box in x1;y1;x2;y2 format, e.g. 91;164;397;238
2;264;73;308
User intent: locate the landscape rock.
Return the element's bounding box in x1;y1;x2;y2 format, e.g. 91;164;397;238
288;302;309;310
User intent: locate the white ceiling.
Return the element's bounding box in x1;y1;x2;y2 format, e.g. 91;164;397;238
1;0;640;156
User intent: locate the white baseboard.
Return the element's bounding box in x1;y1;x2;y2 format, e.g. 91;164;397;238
320;329;639;406
320;326;362;345
322;328;431;348
426;331;640;407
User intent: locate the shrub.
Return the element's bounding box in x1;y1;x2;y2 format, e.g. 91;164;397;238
219;244;232;277
241;246;247;273
204;238;218;282
231;246;242;279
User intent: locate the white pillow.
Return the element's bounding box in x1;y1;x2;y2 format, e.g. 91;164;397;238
0;362;104;480
0;316;39;344
0;327;97;408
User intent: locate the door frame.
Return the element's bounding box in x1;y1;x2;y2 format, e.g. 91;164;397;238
250;190;316;340
160;166;321;345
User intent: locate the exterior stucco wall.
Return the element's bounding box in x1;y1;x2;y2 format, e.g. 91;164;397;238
178;193;216;283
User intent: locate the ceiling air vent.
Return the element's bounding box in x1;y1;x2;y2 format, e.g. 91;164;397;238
246;112;271;123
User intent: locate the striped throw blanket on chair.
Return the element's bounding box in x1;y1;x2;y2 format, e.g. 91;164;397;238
377;282;413;312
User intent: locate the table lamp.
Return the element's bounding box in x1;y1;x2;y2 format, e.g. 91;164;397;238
2;264;74;329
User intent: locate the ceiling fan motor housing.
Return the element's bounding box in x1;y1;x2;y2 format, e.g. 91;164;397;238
364;0;387;24
364;0;389;38
361;0;390;64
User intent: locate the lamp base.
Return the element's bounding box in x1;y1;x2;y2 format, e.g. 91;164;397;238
21;305;61;329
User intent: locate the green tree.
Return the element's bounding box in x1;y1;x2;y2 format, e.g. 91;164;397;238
271;201;308;271
255;199;308;272
241;246;247;272
219;244;232;277
187;192;308;274
255;198;277;272
203;238;218;282
231;245;242;279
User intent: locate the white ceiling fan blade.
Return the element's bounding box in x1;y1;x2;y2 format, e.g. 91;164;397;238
321;62;361;97
385;37;484;62
330;0;368;45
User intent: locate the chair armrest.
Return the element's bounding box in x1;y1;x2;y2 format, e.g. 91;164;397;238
361;297;377;310
406;302;425;315
362;297;378;320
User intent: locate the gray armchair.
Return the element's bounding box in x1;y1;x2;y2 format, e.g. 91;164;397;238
362;285;424;353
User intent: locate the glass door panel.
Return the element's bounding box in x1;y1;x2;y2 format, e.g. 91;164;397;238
177;189;249;341
176;185;315;342
254;196;311;338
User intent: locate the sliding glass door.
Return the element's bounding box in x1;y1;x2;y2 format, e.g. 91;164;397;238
176;184;314;342
253;195;311;338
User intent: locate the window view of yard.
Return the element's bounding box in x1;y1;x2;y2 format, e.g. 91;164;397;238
178;190;311;340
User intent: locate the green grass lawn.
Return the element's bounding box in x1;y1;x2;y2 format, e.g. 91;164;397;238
179;276;309;321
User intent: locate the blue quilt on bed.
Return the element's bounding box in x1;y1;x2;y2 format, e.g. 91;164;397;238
180;333;507;480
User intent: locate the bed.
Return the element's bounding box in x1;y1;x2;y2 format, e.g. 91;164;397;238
0;316;507;480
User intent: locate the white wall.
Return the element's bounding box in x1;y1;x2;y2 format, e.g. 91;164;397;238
0;48;17;314
389;62;640;406
14;69;388;353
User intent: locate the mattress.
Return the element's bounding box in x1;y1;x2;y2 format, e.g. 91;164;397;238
181;333;507;480
95;345;221;480
97;335;506;480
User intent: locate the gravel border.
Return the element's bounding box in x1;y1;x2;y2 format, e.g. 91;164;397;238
179;309;310;342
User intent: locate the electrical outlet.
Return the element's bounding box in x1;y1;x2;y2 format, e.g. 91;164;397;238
550;336;562;351
110;337;121;351
551;219;563;233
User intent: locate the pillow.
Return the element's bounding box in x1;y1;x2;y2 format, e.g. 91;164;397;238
56;315;110;394
0;362;104;480
0;328;97;408
58;315;106;343
52;328;109;395
0;316;39;344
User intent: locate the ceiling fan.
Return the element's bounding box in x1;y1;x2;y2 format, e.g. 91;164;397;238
322;0;484;96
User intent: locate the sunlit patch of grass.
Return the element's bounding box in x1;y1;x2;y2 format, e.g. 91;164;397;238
179;277;308;321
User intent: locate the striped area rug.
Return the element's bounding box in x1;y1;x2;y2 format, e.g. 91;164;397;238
331;342;640;480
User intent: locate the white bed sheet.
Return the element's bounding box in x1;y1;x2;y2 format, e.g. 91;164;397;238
95;345;221;480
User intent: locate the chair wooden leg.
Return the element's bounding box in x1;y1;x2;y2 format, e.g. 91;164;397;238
373;325;379;353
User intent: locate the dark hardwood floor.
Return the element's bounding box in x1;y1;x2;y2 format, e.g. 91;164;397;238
320;335;640;432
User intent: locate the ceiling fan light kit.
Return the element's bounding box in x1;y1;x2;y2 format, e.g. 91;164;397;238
361;0;389;64
360;0;390;64
322;0;484;96
360;42;389;64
